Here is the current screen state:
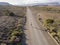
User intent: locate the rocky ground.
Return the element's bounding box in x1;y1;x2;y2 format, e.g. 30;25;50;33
0;6;26;45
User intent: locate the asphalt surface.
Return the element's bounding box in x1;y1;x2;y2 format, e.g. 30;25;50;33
22;7;58;45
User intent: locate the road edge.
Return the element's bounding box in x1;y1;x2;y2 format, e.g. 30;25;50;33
47;31;59;45
36;18;59;45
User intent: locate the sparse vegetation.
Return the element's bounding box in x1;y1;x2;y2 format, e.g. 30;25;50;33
0;6;26;45
30;6;60;44
45;19;54;24
44;19;60;43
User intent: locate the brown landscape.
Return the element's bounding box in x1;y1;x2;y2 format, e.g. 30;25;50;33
30;6;60;44
0;5;60;45
0;5;26;45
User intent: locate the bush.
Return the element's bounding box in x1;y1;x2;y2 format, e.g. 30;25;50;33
4;10;10;16
57;29;60;37
49;26;56;32
9;36;16;42
10;30;23;43
9;12;15;16
3;10;15;16
51;32;56;37
44;19;54;28
46;19;54;24
11;30;23;36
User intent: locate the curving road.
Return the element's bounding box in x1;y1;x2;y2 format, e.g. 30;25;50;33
23;7;58;45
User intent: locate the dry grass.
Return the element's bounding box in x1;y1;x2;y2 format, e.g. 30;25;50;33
30;6;60;44
0;5;26;45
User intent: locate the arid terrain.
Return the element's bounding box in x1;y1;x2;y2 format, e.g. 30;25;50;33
0;5;60;45
29;6;60;44
0;5;26;45
24;7;58;45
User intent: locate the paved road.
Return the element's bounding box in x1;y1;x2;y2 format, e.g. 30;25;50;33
23;7;58;45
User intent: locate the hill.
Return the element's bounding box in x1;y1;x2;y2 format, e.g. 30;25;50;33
0;2;11;5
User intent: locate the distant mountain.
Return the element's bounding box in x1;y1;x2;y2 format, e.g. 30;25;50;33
0;2;11;5
46;2;60;6
22;2;60;6
33;2;60;6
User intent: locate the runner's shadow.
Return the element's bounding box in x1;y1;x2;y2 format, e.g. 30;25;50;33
21;32;27;45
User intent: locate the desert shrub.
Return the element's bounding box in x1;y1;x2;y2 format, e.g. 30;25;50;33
44;19;56;33
51;32;56;37
44;19;53;27
57;29;60;37
39;18;42;20
10;36;16;42
3;10;15;16
49;26;56;32
4;10;10;16
44;19;54;28
9;12;15;16
46;19;54;24
11;30;23;36
10;30;23;43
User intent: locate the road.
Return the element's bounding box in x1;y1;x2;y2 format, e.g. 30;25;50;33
22;7;58;45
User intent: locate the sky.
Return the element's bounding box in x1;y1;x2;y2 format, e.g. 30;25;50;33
0;0;60;5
